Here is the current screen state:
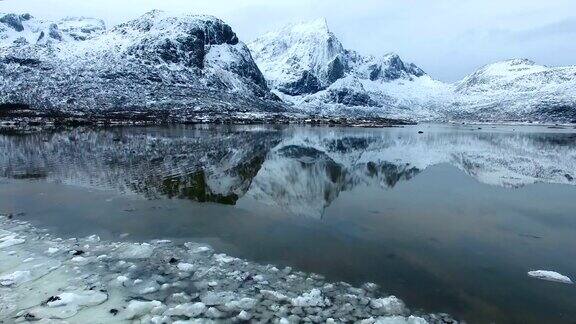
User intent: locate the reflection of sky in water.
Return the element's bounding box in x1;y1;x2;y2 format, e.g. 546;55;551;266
1;124;576;323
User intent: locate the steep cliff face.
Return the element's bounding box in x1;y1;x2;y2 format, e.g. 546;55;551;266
249;20;576;123
248;19;450;119
0;11;282;114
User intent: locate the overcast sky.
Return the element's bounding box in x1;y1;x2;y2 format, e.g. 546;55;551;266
2;0;575;81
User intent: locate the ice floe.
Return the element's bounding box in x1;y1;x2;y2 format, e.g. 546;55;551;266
528;270;573;284
0;214;457;323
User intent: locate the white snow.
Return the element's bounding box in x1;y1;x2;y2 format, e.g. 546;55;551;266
528;270;573;284
249;20;576;122
46;290;107;308
46;247;60;254
370;296;406;315
213;253;237;264
373;316;428;324
164;302;206;318
115;242;154;259
124;300;164;320
0;212;451;323
177;263;196;272
249;18;343;87
0;235;25;248
0;270;31;286
291;288;327;307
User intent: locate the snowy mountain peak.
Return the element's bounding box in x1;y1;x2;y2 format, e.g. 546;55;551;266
288;18;330;35
0;13;105;47
248;18;442;115
448;58;576;122
456;58;573;93
0;11;279;112
248;18;345;95
248;18;430;100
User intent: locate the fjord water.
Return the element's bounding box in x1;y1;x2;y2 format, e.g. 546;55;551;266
1;124;575;323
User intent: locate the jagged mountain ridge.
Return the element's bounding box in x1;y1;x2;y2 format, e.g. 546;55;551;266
247;19;449;120
0;11;283;114
1;12;575;122
249;19;576;122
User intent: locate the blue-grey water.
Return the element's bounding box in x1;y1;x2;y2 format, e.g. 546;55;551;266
1;124;575;323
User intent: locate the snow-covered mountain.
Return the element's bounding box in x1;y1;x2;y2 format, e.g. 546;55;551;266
447;59;576;122
248;19;450;120
1;12;575;122
249;20;576;123
0;11;282;114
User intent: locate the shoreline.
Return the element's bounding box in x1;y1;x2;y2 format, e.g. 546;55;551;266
0;215;458;323
1;106;574;136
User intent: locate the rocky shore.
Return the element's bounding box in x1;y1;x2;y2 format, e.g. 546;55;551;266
0;214;458;323
0;105;415;136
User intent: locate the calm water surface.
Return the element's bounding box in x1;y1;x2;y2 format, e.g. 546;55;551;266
1;124;575;323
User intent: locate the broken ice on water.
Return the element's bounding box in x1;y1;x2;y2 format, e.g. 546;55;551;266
0;215;458;323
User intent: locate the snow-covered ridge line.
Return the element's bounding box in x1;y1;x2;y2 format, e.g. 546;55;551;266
0;11;283;113
1;12;575;122
249;19;576;123
0;215;452;323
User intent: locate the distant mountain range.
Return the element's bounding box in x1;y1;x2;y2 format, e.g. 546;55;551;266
1;11;575;123
248;19;576;123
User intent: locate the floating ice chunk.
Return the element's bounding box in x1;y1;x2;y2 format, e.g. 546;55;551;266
164;302;206;317
96;254;108;261
25;304;79;319
0;270;31;286
225;297;257;311
124;300;164;320
370;296;406;315
21;291;107;320
193;246;212;253
0;235;25;249
373;315;428;324
86;235;100;242
46;247;60;254
71;256;87;263
201;291;238;306
292;288;326;307
185;242;213;253
141;286;159;294
213;253;237;264
252;274;265;282
260;290;289;302
528;270;573;284
47;290;108;308
116;243;154;259
116;275;129;283
237;310;252;321
177;262;196;272
206;306;225;318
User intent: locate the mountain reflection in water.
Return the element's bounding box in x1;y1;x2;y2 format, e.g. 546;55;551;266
1;125;574;218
